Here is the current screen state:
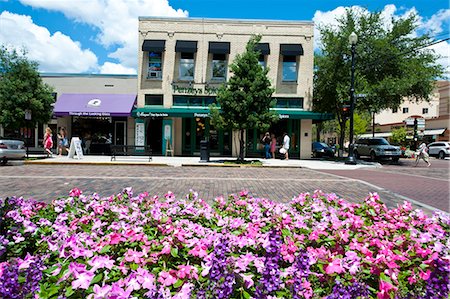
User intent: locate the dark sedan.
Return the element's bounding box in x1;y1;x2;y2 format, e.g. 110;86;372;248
312;142;335;158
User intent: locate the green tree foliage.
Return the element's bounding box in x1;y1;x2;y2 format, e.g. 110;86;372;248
313;8;444;149
391;127;408;145
0;46;55;132
210;35;277;160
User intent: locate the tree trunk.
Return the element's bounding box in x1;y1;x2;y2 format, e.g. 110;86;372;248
238;129;245;161
316;122;322;142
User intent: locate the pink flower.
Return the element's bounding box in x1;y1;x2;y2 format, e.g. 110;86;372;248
377;280;397;299
158;271;177;286
419;269;431;280
93;205;105;215
92;284;112;299
325;258;343;275
240;273;254;288
69;188;82;197
72;271;95;290
88;255;115;272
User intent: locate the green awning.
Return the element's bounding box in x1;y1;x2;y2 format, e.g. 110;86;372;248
133;107;333;120
133;107;211;118
272;109;334;120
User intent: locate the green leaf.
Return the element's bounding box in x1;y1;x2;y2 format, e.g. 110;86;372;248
100;245;111;254
171;247;179;258
91;273;103;285
173;279;183;288
242;290;251;299
130;263;139;270
65;286;74;297
18;275;26;283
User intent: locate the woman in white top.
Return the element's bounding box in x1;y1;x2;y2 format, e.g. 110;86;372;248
282;132;290;160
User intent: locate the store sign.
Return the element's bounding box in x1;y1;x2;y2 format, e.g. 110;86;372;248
172;84;219;95
194;113;209;118
279;114;289;119
69;112;111;116
135;123;145;146
136;111;169;118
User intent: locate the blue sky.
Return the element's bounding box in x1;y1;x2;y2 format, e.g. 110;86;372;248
1;0;448;75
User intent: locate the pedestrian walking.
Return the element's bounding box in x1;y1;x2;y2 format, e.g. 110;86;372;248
415;142;431;167
282;132;290;160
270;134;277;159
43;127;53;157
261;132;271;159
57;127;69;156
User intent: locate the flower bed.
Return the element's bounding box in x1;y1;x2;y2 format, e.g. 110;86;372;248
0;188;449;299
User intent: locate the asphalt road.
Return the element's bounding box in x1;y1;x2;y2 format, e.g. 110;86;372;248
318;158;450;212
0;160;448;214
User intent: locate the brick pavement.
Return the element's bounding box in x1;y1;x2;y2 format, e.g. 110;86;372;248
0;164;423;212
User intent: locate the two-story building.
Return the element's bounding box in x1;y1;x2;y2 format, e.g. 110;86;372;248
134;17;331;159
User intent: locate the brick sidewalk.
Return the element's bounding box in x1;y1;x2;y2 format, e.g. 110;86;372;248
0;164;430;213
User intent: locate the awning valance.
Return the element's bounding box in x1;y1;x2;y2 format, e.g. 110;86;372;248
142;40;166;52
280;44;304;56
422;128;446;135
255;43;270;55
53;93;136;117
208;42;230;54
133;107;333;120
175;40;198;53
133;107;211;118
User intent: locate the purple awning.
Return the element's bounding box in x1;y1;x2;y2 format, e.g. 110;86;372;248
53;93;136;117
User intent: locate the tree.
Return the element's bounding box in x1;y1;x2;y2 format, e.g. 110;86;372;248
210;35;277;161
391;127;407;146
0;46;55;133
313;8;444;151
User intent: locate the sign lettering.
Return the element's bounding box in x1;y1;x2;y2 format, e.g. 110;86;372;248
172;84;219;95
69;112;111;116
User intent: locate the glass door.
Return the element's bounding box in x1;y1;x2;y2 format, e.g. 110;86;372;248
114;121;126;145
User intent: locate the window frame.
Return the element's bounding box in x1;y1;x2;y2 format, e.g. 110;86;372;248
211;53;227;81
147;52;163;80
282;55;298;82
179;52;195;81
144;94;163;106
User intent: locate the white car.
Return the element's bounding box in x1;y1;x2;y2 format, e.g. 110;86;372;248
427;141;450;159
0;137;26;165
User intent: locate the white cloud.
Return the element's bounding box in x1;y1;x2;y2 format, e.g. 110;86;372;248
19;0;188;72
427;41;450;78
419;9;450;35
0;11;98;73
100;62;136;74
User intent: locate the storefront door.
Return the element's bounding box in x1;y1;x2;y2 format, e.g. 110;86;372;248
114;121;126;145
182;118;232;156
147;118;163;155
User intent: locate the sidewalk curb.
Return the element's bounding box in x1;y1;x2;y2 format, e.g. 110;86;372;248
25;160;170;167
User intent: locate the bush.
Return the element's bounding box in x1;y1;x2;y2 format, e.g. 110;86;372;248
0;188;449;299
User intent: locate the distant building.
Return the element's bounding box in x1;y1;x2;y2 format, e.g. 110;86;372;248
361;81;449;142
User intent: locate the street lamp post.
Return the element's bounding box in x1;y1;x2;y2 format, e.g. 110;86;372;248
345;32;358;165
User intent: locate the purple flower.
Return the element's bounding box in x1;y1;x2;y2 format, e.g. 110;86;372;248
291;249;310;299
255;230;282;298
326;280;369;299
209;236;235;299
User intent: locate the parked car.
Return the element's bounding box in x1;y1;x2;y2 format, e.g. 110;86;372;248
427;141;450;159
312;142;335;158
0;137;26;165
353;137;401;162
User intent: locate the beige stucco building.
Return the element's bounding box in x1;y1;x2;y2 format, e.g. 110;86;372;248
135;17;330;159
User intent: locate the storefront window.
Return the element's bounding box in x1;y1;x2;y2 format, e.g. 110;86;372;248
72;116;115;154
274;97;303;108
145;95;163;106
212;54;227;80
148;52;162;79
282;55;297;82
179;53;195;81
258;54;266;68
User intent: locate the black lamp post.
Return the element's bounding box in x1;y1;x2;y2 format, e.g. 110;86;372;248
24;109;32;158
345;32;358;165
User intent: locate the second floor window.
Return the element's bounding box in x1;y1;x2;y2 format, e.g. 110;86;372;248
258;54;266;68
212;54;227;80
148;52;162;79
402;107;409;113
422;108;429;114
392;107;398;113
282;55;297;82
179;53;195;81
